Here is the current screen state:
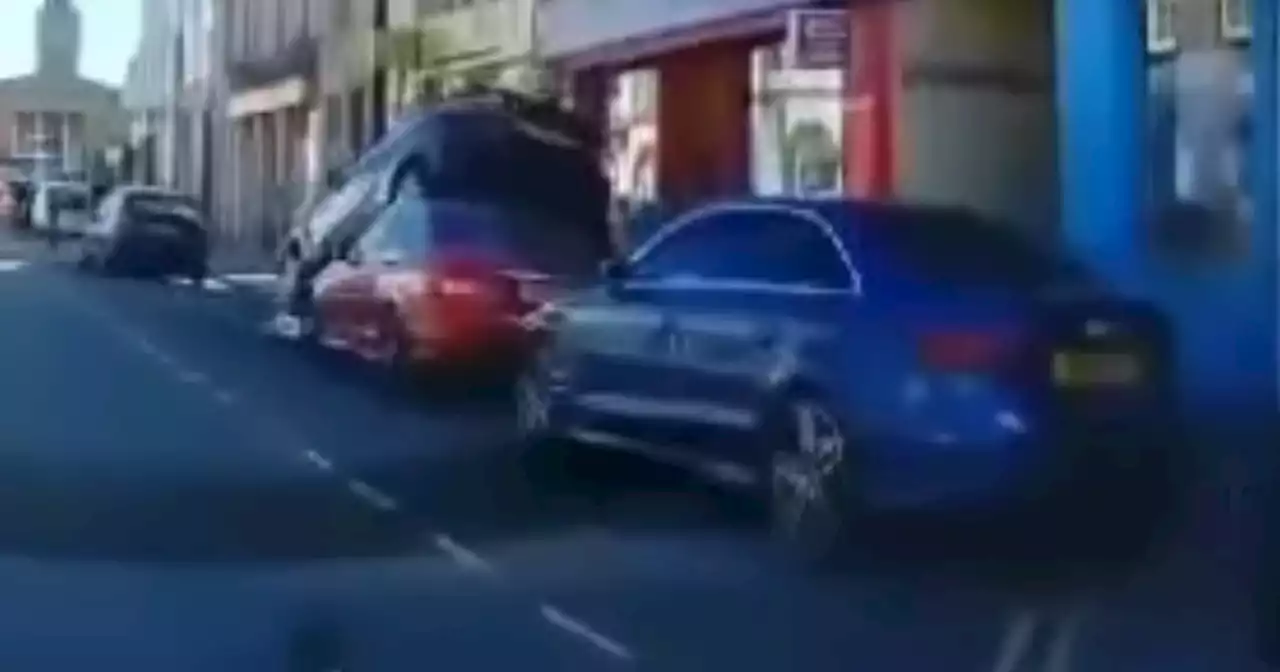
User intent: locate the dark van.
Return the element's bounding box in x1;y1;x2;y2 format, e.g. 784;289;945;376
278;89;611;321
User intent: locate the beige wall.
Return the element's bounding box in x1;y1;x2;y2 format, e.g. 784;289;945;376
894;0;1058;232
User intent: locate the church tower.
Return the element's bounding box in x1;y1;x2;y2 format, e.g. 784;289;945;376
36;0;81;77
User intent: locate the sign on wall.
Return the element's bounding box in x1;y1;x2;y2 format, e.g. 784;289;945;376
786;9;849;70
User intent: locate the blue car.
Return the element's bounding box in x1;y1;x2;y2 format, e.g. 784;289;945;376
515;197;1178;559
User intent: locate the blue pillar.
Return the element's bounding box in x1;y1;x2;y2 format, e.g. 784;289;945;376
1055;0;1144;283
1252;0;1279;413
1057;0;1278;417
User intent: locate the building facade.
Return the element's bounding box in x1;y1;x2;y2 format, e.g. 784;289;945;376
220;0;334;253
122;0;184;186
542;0;1275;421
383;0;547;118
0;0;125;181
540;0;886;221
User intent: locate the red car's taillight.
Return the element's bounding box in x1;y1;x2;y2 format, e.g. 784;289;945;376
424;256;518;307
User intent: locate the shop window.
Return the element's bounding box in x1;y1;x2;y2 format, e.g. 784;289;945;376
604;68;658;205
1144;0;1253;263
1147;0;1178;55
750;44;844;196
1220;0;1252;41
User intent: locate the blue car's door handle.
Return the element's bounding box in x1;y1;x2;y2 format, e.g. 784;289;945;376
653;320;686;355
750;328;778;348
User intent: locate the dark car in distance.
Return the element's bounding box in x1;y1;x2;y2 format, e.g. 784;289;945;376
76;186;209;283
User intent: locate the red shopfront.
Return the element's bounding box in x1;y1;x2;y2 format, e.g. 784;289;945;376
558;0;901;208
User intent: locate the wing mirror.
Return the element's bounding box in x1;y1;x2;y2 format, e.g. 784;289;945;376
325;166;344;189
344;245;365;266
600;258;629;283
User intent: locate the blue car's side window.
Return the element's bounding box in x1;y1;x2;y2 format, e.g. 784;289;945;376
631;208;854;289
727;211;852;289
632;217;725;279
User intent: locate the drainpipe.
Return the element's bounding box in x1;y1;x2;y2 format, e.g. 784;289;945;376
371;0;389;139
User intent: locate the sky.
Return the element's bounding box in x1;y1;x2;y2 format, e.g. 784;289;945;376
0;0;142;86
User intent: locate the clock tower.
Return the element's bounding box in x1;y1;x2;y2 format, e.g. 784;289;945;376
36;0;81;77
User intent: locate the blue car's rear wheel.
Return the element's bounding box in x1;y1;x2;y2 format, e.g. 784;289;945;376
768;393;860;568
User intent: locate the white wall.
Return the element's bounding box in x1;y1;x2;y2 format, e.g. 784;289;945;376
895;0;1058;231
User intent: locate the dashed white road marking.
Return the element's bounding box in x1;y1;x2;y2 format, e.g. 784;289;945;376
540;604;635;662
433;534;495;574
347;479;398;512
173;368;209;385
132;336;162;358
130;336;183;370
0;260;28;272
304;449;334;471
221;272;279;285
1043;602;1088;672
991;610;1039;672
211;388;238;406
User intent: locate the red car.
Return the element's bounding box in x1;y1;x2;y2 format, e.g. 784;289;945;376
309;196;605;379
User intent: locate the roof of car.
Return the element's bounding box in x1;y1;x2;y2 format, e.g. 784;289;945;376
41;181;90;191
688;195;986;221
115;185;192;197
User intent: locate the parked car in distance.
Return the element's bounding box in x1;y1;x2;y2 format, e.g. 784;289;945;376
6;179;33;229
76;186;209;283
516;197;1179;561
0;182;16;223
31;181;94;237
276;88;610;331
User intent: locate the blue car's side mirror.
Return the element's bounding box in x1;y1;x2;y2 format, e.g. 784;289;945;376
601;259;629;282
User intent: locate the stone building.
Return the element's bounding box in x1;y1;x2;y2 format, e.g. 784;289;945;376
0;0;127;181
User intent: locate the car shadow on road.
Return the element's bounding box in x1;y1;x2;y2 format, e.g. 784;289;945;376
334;385;1194;600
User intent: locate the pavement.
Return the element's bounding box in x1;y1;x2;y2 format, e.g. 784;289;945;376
0;229;1269;671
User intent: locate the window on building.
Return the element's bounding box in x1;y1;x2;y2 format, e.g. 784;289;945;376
1144;0;1253;263
1146;0;1178;55
604;67;658;206
1220;0;1252;41
750;44;844;196
223;0;237;58
333;0;350;30
278;0;289;46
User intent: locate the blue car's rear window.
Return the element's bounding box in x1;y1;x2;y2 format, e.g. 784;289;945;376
855;207;1088;289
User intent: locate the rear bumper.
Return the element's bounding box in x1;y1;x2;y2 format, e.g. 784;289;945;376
860;419;1187;515
112;237;207;272
402;315;531;371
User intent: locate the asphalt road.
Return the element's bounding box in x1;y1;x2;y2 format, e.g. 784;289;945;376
0;232;1266;671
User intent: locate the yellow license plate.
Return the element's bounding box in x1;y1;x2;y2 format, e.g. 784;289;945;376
1052;352;1142;386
